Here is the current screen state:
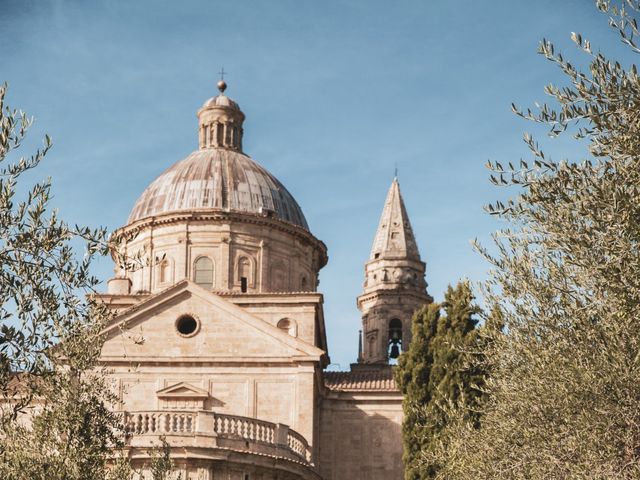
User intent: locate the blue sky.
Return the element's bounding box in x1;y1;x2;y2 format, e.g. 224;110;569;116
0;0;632;368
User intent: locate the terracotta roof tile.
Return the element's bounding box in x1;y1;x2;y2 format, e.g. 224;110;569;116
324;366;399;392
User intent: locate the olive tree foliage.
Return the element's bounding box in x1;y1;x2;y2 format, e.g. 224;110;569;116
0;84;174;480
0;83;113;418
428;2;640;479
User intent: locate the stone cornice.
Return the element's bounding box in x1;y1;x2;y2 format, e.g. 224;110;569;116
112;210;328;268
356;289;432;308
99;356;321;366
364;256;426;270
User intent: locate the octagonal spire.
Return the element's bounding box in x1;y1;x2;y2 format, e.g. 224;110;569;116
369;178;420;261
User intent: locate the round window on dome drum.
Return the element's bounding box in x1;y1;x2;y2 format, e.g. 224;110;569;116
176;314;199;337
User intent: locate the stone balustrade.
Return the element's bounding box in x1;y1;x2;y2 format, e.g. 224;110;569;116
126;410;196;435
287;428;310;461
124;410;312;464
213;413;276;444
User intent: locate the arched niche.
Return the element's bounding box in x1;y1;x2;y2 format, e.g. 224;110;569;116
156;256;174;286
234;254;255;292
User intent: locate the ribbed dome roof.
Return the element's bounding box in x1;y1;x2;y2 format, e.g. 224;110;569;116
128;148;309;229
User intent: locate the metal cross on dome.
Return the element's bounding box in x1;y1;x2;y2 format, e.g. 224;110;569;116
218;67;227;81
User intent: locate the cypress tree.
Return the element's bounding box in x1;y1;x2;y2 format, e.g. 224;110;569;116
395;280;481;480
395;302;439;480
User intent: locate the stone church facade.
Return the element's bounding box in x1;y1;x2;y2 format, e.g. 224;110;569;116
97;81;431;480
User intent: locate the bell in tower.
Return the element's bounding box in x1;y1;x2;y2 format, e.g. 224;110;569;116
388;318;403;359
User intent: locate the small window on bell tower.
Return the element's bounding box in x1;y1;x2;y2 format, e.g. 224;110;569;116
240;277;248;293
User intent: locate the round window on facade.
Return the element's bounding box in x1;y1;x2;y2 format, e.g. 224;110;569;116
175;314;200;337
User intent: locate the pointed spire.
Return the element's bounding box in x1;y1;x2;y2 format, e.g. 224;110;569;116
357;177;430;364
368;178;420;261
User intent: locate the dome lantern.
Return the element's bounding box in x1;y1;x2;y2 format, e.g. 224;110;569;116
126;82;311;230
197;81;245;151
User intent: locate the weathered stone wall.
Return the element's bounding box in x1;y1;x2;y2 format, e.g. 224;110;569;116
318;390;403;480
114;213;324;296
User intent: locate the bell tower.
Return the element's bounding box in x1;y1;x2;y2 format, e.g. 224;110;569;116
357;178;432;364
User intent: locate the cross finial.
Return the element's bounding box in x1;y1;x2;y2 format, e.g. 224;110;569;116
394;162;398;179
218;67;226;81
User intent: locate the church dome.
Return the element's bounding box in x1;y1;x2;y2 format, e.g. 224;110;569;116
127;82;309;230
127;148;309;229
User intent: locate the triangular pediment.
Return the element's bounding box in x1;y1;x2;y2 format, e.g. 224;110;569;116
156;382;209;399
100;280;324;363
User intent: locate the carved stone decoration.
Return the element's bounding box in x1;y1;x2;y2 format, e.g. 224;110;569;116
157;382;209;410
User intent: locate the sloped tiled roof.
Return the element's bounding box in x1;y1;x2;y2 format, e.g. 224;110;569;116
324;367;399;392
